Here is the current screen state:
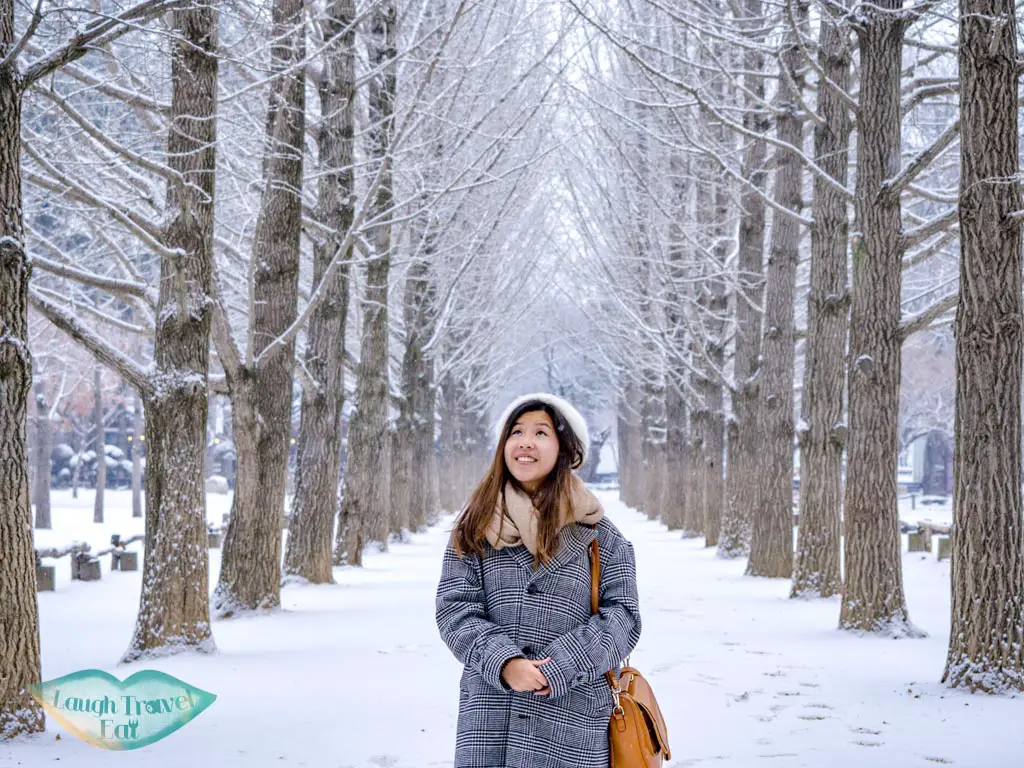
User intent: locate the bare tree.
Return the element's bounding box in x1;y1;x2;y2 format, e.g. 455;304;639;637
1;0;182;735
942;0;1024;691
92;363;105;523
791;0;852;599
131;391;143;518
747;0;807;579
214;0;307;613
840;0;916;634
720;0;768;558
337;0;397;564
283;0;357;584
32;376;52;528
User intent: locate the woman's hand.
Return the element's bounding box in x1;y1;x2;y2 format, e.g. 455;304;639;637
501;657;552;695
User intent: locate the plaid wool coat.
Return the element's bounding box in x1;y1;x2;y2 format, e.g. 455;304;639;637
436;517;642;768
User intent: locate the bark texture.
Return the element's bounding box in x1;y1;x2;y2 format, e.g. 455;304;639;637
720;0;768;559
397;231;438;534
92;364;105;524
217;0;305;611
747;6;805;578
0;24;45;736
131;391;142;519
33;378;51;529
839;0;915;633
942;0;1024;691
792;0;851;599
283;0;356;584
123;0;219;660
337;2;396;564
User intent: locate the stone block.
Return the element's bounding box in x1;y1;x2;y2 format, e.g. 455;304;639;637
908;531;931;553
937;536;953;562
36;565;55;592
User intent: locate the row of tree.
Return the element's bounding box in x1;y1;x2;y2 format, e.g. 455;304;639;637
572;0;1022;692
1;0;590;739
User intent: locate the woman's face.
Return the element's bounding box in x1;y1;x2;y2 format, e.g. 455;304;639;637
504;410;560;494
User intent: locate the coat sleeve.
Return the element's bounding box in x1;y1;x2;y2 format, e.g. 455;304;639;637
538;537;641;701
436;541;524;692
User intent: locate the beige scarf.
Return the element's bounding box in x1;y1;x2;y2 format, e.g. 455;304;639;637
485;474;604;557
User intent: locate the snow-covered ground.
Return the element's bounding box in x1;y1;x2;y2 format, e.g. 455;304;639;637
4;488;1022;767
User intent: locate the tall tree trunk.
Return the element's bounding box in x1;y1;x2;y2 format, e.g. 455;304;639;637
216;0;305;612
92;364;105;523
33;378;52;529
424;392;440;525
438;367;460;512
401;239;438;534
640;372;658;517
839;0;915;634
792;0;851;598
621;382;644;509
0;26;45;736
283;0;355;584
703;350;725;547
661;380;686;531
122;0;219;660
71;423;81;499
689;405;708;538
338;2;396;563
720;0;768;557
748;6;805;578
942;0;1024;691
662;178;688;531
617;386;636;508
131;391;143;518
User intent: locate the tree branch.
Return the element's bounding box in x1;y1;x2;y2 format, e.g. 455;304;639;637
899;292;958;341
29;289;154;397
903;205;959;248
0;0;45;71
31;253;153;303
20;0;185;87
882;119;959;202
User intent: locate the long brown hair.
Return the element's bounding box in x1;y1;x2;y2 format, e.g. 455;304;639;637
451;399;587;564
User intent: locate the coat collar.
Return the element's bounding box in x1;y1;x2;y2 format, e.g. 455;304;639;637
505;522;598;583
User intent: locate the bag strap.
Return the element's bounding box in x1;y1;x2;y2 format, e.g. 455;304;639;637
588;533;623;702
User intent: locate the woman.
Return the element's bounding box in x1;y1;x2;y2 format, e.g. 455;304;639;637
435;392;642;768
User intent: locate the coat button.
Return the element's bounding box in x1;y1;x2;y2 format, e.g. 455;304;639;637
523;646;533;655
526;584;538;594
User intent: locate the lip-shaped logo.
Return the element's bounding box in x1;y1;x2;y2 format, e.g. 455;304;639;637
29;669;216;750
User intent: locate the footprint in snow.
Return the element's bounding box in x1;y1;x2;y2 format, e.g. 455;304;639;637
853;740;884;748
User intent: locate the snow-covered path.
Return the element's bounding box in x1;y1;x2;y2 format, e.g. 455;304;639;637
3;489;1022;767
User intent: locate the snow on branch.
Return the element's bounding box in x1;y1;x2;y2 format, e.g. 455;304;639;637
904;205;959;248
29;289;153;397
882;119;960;201
0;0;45;72
20;0;186;87
31;253;153;304
900;292;958;341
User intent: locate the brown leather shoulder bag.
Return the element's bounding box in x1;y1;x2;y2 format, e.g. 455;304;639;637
589;537;671;767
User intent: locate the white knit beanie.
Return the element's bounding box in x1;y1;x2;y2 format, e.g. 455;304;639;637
494;392;590;465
